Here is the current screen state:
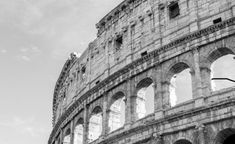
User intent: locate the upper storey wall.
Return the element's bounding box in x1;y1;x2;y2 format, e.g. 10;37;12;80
53;0;235;124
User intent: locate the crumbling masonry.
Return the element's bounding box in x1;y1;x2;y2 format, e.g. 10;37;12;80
48;0;235;144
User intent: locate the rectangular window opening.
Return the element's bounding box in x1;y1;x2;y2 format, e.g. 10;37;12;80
213;17;222;24
169;2;180;19
115;36;123;51
81;66;86;74
141;51;148;57
96;81;100;85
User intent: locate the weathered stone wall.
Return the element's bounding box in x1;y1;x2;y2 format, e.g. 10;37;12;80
49;0;235;144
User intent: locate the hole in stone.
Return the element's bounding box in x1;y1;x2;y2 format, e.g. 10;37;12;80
96;80;100;85
108;92;125;133
115;36;123;51
88;107;102;142
73;119;83;144
169;1;180;19
213;17;222;24
63;129;71;144
135;78;154;119
141;51;148;57
169;63;192;107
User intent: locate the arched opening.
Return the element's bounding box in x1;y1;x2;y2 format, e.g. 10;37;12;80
215;128;235;144
135;78;154;119
63;128;71;144
73;118;84;144
223;134;235;144
108;92;125;133
174;139;192;144
169;62;193;107
88;106;102;142
209;48;235;91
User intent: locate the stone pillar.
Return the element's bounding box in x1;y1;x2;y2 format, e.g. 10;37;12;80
83;105;89;144
195;124;206;144
161;81;171;109
125;78;134;126
132;94;146;120
153;132;163;144
70;120;74;144
192;48;203;98
154;66;164;119
154;81;164;119
101;93;108;137
189;0;199;32
200;66;212;96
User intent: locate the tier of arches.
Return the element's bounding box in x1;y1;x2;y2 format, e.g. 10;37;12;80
58;127;235;144
54;46;235;144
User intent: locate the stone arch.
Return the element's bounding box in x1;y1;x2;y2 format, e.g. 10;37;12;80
108;91;126;133
89;106;102;118
207;47;235;65
206;47;235;91
165;62;194;107
108;91;126;108
166;61;194;82
88;100;103;119
134;77;154;120
73;118;84;144
88;106;103;142
136;77;154;91
63;128;71;144
174;139;192;144
214;128;235;144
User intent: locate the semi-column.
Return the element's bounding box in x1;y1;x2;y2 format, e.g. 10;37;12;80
101;92;108;136
154;65;165;119
83;105;89;144
125;78;134;125
70;120;74;144
153;132;163;144
192;47;203;97
200;66;212;96
196;124;206;144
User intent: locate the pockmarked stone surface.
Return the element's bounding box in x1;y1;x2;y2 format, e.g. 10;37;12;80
48;0;235;144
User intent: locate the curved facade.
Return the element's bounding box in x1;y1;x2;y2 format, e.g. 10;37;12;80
48;0;235;144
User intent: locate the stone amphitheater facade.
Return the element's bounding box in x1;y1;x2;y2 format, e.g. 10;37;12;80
48;0;235;144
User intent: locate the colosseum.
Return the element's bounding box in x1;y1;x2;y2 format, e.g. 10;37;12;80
48;0;235;144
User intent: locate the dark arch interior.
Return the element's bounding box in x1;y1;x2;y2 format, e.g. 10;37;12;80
175;139;192;144
111;91;125;106
170;62;190;75
92;106;102;114
65;128;71;136
208;47;234;63
76;118;84;125
136;78;153;90
216;128;235;144
223;134;235;144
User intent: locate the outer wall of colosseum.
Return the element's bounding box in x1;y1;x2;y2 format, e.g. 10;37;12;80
48;0;235;144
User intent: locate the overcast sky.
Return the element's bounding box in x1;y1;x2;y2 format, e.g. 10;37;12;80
0;0;235;144
0;0;123;144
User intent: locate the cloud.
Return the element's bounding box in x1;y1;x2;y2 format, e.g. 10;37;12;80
0;49;7;54
0;0;123;61
21;55;31;61
0;116;50;137
20;48;28;53
18;46;42;61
